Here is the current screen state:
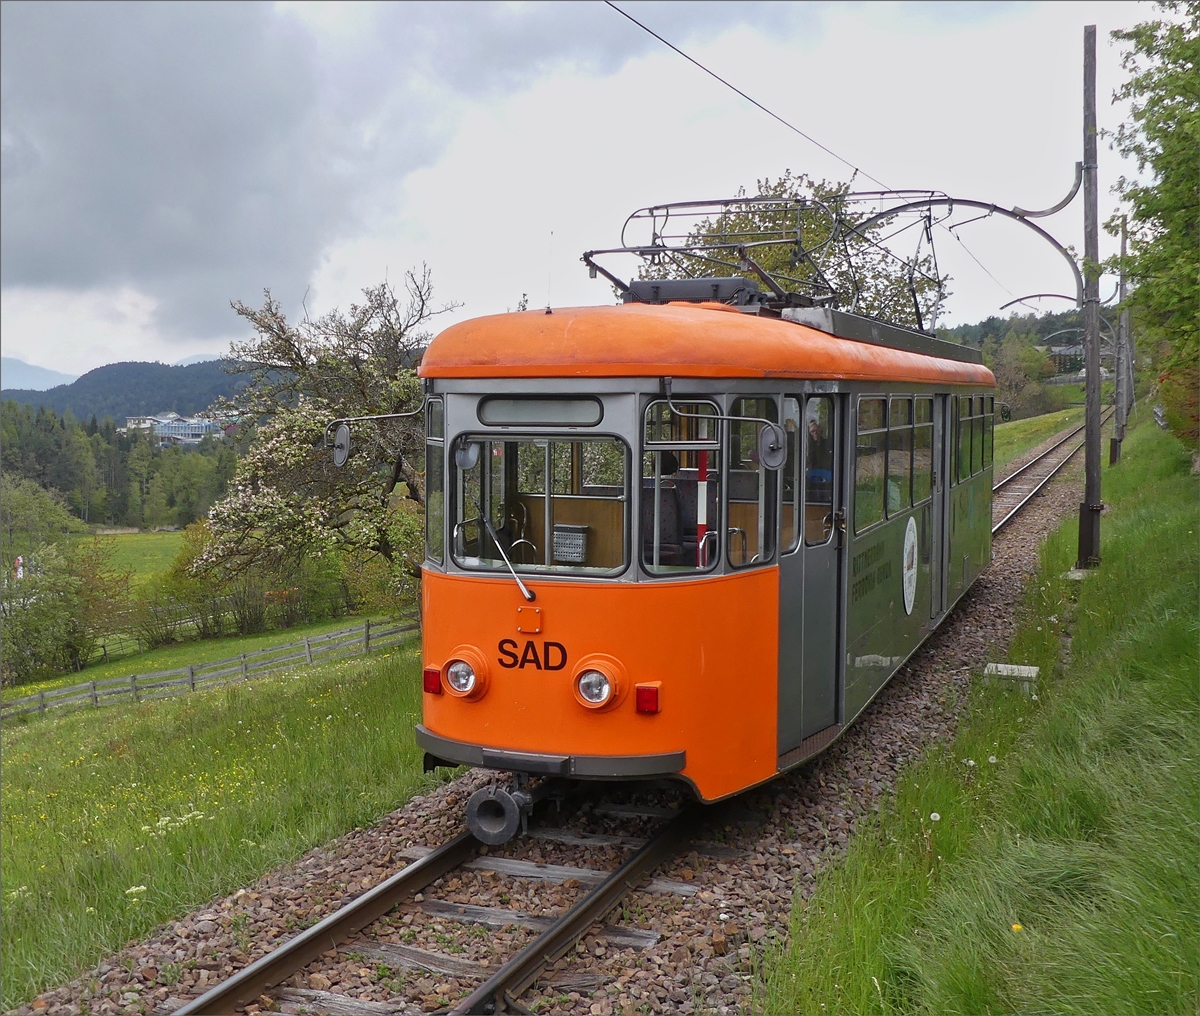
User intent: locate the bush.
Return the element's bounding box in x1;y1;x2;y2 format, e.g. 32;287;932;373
0;540;131;685
1158;361;1199;446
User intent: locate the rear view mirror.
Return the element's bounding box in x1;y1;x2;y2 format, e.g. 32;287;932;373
332;423;350;467
455;441;482;470
757;423;787;470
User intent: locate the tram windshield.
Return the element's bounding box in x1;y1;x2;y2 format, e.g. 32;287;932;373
451;436;629;575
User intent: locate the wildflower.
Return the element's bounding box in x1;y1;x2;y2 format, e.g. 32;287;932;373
962;758;976;767
125;885;147;895
1011;923;1023;932
988;756;997;764
930;812;941;822
1031;694;1039;701
85;906;96;914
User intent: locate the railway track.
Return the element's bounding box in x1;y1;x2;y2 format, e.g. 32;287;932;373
171;785;713;1016
991;411;1111;534
166;415;1104;1016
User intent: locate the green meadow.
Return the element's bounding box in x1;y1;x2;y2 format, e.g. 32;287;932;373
95;530;184;588
1;644;437;1009
761;414;1198;1014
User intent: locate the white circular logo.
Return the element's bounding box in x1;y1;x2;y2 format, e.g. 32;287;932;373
902;515;918;615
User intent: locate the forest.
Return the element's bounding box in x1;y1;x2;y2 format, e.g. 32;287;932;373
0;401;237;528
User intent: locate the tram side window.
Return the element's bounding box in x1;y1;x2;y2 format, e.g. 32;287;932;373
855;398;887;533
805;396;836;545
983;396;995;468
425;399;444;563
728;397;778;568
913;397;933;503
957;396;973;482
782;398;801;552
453;435;629;574
887;397;912;516
972;396;984;474
642;401;721;574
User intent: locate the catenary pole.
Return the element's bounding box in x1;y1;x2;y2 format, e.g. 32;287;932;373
1121;215;1135;417
1078;24;1102;567
1111;215;1129;463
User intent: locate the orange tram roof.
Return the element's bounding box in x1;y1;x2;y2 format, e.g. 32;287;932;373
419;303;995;387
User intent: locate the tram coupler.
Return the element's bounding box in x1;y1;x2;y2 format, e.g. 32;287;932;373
465;775;551;845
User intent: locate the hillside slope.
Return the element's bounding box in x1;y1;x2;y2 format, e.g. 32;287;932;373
1;360;247;422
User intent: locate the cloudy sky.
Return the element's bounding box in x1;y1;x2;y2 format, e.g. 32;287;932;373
2;0;1146;375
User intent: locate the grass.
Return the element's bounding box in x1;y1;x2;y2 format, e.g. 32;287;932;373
1;642;441;1008
96;531;184;589
1;614;387;703
992;407;1083;473
760;412;1199;1015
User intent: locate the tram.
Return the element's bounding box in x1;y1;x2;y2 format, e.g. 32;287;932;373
414;278;995;842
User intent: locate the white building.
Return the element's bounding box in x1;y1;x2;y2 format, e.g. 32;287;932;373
122;412;221;446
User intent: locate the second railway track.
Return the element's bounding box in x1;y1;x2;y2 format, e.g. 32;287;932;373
992;411;1111;534
163;415;1102;1016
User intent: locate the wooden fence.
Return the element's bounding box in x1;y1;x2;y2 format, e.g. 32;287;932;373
1;617;418;724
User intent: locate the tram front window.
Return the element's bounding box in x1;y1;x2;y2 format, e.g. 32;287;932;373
451;435;629;575
642;401;721;574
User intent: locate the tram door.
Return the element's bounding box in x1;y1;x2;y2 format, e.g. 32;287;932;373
778;394;843;756
930;394;949;619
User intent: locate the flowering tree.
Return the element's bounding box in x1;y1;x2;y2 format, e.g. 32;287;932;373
201;269;455;593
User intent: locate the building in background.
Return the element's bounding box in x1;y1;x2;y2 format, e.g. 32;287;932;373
121;412;222;446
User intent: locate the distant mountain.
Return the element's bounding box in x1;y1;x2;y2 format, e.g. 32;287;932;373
1;357;78;391
1;360;248;423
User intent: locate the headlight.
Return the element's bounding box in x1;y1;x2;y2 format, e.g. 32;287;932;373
576;669;611;705
447;660;476;694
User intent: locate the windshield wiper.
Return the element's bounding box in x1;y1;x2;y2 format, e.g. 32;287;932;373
478;510;536;602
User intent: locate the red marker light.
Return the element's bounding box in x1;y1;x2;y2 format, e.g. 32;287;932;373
423;667;443;694
635;683;660;714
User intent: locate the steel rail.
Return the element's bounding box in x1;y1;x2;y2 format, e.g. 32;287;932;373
448;805;704;1015
171;830;480;1015
991;435;1085;534
994;423;1085;494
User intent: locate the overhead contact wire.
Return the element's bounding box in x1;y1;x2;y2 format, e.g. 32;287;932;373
603;1;891;190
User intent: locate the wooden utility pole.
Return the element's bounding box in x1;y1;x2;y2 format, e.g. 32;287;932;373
1077;24;1102;568
1111;214;1129;464
1121;217;1135;417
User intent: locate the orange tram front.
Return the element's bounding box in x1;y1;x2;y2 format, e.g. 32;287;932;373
415;300;995;842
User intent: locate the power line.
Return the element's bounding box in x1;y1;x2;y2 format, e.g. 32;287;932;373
603;1;890;190
943;224;1014;297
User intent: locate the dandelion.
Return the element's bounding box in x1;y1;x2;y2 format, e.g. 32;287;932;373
988;756;997;764
1011;923;1023;933
1031;694;1039;701
930;812;941;822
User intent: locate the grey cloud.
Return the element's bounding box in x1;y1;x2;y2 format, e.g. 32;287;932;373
1;1;827;339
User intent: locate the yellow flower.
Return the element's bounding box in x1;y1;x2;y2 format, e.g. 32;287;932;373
1011;923;1023;932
